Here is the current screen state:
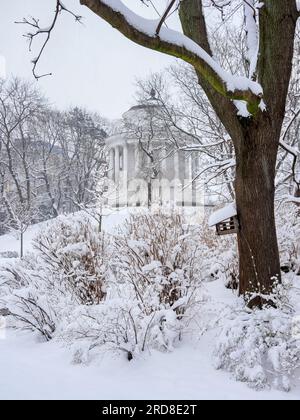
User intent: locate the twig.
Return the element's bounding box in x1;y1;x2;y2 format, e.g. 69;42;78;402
15;1;82;80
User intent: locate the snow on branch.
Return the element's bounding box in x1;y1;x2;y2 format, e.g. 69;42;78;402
243;0;259;79
80;0;263;115
155;0;177;36
284;195;300;204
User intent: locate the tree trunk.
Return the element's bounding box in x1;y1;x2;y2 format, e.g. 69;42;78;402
234;118;281;306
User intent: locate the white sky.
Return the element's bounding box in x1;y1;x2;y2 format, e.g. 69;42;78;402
0;0;176;119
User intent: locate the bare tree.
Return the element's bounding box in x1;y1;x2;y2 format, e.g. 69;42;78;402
58;107;107;212
0;193;41;258
276;33;300;203
0;78;46;256
0;80;109;241
0;78;44;206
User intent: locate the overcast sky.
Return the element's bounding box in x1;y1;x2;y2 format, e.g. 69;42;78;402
0;0;176;119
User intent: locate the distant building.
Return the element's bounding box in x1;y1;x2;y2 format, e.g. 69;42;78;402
105;92;203;208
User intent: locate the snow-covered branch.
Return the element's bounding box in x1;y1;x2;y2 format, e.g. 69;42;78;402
80;0;263;115
284;194;300;204
244;0;259;79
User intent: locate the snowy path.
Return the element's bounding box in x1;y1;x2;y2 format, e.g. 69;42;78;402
0;330;298;400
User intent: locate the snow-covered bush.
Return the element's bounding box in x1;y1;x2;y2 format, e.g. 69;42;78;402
61;298;179;363
5;291;56;341
112;210;202;317
58;210;204;360
0;257;58;340
198;222;238;289
0;215;110;340
214;305;300;391
0;251;19;259
33;215;108;305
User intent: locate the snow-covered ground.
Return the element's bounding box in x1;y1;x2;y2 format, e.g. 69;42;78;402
0;210;300;400
0;208;131;256
2;327;299;400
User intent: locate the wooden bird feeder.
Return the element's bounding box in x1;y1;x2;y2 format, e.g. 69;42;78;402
208;203;239;236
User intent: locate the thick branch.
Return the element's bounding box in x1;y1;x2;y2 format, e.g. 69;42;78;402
156;0;176;35
257;0;298;126
178;0;244;141
80;0;262;115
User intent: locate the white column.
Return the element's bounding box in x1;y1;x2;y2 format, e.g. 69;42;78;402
173;151;182;206
123;143;128;174
188;153;193;182
123;143;128;206
114;146;120;182
108;148;115;180
135;145;141;176
161;147;167;179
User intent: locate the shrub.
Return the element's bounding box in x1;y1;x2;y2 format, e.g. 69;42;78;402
33;215;108;305
0;251;19;259
197;222;238;289
112;210;202;317
63;210;204;361
0;215;109;340
62;298;180;363
214;306;300;391
0;257;57;340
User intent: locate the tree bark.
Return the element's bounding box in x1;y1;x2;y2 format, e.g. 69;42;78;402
234;116;281;304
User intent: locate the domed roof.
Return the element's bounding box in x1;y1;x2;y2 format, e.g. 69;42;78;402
122;89;162;120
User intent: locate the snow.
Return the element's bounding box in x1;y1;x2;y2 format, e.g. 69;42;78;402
100;0;263;98
234;100;251;118
0;225;37;256
1;208;300;400
142;260;162;273
244;0;259;78
0;302;298;400
285;195;300;204
208;202;237;227
0;208;131;257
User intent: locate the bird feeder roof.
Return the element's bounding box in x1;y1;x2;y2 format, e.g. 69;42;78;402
208;202;237;227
